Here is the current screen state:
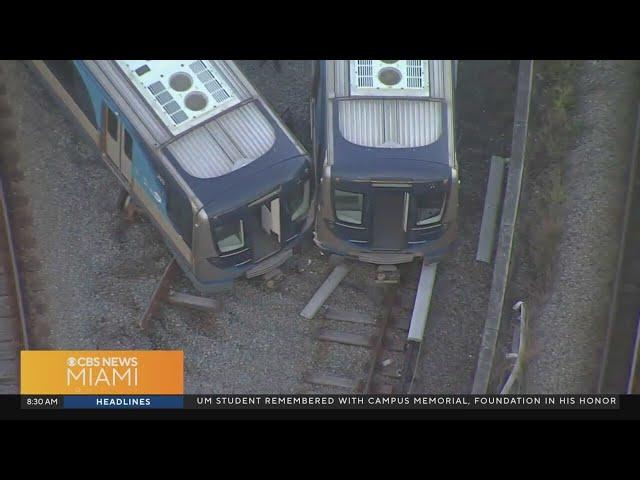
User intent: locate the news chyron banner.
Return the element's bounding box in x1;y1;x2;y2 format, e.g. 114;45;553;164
19;350;623;412
21;351;184;408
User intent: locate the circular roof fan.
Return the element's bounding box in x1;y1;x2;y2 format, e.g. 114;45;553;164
380;60;399;64
185;91;208;111
378;67;403;86
169;72;193;92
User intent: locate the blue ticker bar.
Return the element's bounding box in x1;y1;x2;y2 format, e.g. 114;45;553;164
63;395;184;409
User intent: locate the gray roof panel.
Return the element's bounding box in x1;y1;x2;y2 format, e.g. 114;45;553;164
85;60;287;182
167;102;276;179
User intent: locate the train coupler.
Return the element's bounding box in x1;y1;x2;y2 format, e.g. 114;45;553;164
375;265;400;284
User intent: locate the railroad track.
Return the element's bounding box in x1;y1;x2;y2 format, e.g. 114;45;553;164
302;260;425;394
598;102;640;394
0;65;30;394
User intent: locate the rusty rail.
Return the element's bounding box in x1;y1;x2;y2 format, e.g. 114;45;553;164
303;263;422;394
0;177;29;350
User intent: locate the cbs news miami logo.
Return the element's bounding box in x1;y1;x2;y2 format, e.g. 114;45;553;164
20;351;184;394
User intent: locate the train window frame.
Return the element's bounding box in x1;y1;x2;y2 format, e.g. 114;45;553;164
334;189;364;226
214;220;246;255
414;188;445;227
123;129;133;160
289;180;311;222
106;107;119;141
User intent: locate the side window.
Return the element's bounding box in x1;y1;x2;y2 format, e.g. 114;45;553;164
106;107;118;141
123;130;133;160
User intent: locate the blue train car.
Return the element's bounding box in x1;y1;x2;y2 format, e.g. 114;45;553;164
310;60;459;264
31;60;315;293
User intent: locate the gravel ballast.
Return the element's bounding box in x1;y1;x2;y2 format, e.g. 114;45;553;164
524;60;640;393
4;60;517;394
415;61;518;393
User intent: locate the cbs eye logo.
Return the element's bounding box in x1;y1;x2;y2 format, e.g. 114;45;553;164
67;357;77;367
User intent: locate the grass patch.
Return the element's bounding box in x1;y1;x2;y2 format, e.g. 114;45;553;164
499;60;581;389
521;60;580;298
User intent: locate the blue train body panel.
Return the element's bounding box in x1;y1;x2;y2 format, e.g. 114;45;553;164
32;60;315;293
73;60;169;218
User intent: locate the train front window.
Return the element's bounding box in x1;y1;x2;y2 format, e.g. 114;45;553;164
335;189;364;225
288;180;310;222
415;186;445;226
214;220;245;254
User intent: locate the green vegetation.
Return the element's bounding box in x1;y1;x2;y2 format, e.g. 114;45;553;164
522;60;579;296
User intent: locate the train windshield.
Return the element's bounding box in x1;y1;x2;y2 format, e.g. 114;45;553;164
335;189;364;225
415;185;445;226
288;180;311;222
214;220;245;254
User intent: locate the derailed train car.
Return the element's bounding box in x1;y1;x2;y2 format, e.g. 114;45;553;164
31;60;315;292
310;60;459;264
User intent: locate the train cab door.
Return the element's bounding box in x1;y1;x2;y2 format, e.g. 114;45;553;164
247;191;281;261
102;104;132;184
371;185;410;250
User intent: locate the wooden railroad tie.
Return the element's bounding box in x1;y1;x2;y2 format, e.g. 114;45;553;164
138;258;221;330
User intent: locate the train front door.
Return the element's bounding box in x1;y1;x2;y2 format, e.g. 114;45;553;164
371;187;408;250
247;192;281;261
103;104;132;183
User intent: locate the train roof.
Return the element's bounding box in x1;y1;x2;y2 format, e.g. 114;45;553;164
323;60;456;177
83;60;308;209
326;60;450;100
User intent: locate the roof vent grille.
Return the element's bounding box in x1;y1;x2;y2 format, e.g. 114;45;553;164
146;81;189;126
356;60;374;87
116;60;240;135
189;61;231;104
406;60;424;88
350;60;430;97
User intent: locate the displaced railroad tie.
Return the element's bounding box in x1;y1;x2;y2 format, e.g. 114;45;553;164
302;372;360;391
300;263;350;320
315;327;377;348
407;261;437;342
324;308;377;326
167;292;221;313
138;258;180;330
476;156;508;263
138;258;221;330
